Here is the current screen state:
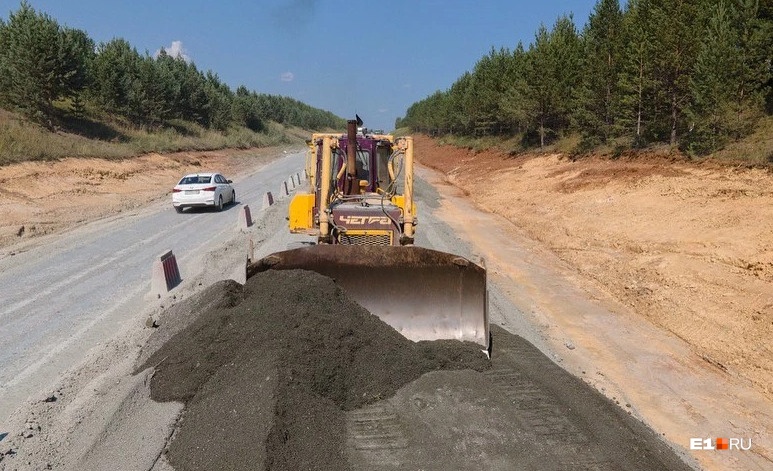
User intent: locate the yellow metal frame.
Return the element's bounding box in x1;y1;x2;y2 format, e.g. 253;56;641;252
288;193;315;232
390;195;417;220
296;133;415;243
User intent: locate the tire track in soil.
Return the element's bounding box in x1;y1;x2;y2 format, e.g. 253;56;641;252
344;326;692;471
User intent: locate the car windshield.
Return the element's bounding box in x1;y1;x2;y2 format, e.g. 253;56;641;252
180;175;212;185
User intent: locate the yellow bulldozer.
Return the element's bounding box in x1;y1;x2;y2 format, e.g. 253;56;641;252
248;119;490;353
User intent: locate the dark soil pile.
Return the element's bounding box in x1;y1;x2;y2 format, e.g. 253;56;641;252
136;269;489;471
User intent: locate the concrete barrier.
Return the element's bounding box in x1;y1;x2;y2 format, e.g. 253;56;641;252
279;180;289;198
287;176;296;190
262;192;274;210
296;172;302;185
237;205;253;231
303;169;308;180
151;250;181;296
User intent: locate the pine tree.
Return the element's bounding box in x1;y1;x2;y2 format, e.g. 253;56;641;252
59;26;94;107
202;71;233;131
232;86;264;132
0;2;92;125
398;0;769;151
758;0;773;113
448;72;473;134
127;54;168;127
499;43;532;135
649;0;702;145
465;47;514;135
90;38;142;117
733;0;772;118
523;16;581;148
686;0;771;154
573;0;624;145
524;24;553;147
616;0;658;145
686;1;740;154
549;15;582;130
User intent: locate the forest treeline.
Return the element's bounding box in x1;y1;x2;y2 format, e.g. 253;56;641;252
0;2;345;134
398;0;773;155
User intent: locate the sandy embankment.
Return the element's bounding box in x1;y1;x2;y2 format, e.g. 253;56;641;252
414;134;773;402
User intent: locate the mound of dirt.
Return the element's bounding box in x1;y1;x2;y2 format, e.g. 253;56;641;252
136;269;489;471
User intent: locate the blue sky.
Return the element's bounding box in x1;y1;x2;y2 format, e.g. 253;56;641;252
3;0;599;131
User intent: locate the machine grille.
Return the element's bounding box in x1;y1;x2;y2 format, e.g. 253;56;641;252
337;233;392;246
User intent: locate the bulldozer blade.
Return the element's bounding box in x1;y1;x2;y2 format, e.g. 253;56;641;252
248;245;490;351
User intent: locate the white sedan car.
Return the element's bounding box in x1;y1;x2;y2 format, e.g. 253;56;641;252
172;172;236;213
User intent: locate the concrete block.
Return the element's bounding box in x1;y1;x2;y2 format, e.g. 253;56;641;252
237;205;253;231
150;250;181;296
262;192;274;210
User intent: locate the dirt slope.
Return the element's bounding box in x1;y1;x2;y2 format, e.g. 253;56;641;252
413;134;773;401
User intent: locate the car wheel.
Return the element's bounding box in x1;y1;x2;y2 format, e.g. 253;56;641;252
175;206;183;214
217;195;223;212
231;190;236;204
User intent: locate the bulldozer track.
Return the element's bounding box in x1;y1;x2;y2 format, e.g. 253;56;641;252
347;404;409;451
485;367;588;444
485;367;616;470
346;403;411;467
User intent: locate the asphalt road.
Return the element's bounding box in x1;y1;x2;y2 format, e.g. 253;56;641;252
0;150;306;427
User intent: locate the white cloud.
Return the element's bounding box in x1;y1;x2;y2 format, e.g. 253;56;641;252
378;108;388;113
280;72;295;82
156;40;190;62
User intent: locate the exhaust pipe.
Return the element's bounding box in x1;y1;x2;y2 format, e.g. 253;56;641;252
345;119;358;195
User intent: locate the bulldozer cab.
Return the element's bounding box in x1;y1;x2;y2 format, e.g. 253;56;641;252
326;134;397;195
276;121;490;354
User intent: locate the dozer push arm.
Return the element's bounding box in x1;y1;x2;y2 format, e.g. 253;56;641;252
398;136;415;245
344;120;358;196
318;136;335;243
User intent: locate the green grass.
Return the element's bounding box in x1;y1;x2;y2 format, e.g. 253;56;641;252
392;127;411;137
0;108;303;166
4;105;771;168
423;115;773;166
710;116;773;166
